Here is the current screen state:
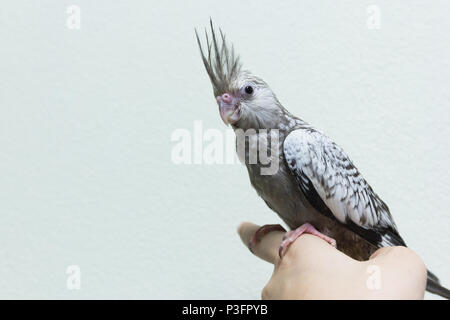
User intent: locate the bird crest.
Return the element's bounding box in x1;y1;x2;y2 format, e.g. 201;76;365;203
195;19;242;97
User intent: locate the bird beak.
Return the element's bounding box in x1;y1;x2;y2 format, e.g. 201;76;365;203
216;93;240;125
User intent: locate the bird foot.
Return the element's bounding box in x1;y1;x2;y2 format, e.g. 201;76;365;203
279;223;337;259
249;224;286;253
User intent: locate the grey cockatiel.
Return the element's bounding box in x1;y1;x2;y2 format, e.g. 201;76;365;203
196;20;449;299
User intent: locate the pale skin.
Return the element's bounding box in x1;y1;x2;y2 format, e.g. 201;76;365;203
238;222;427;299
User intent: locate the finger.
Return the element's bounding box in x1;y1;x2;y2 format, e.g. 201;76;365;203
368;246;427;280
237;222;285;264
366;246;427;299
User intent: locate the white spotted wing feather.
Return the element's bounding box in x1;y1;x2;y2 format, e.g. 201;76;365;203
283;129;402;247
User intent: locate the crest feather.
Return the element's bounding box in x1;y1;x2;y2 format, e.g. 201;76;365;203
195;19;242;96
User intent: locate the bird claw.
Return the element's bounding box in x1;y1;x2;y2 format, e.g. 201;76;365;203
278;223;337;259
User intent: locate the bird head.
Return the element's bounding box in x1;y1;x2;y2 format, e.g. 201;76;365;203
196;20;282;129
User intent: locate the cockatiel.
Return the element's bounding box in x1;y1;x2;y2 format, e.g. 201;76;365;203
196;20;449;299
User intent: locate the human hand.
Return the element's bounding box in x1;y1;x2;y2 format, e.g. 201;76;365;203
238;222;427;299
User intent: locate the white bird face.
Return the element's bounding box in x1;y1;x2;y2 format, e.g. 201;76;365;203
216;72;280;127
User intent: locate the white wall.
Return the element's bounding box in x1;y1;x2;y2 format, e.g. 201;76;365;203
0;0;449;299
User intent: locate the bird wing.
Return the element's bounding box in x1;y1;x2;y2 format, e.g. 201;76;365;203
283;129;406;248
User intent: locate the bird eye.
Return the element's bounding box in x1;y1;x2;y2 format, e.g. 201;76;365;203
244;85;254;95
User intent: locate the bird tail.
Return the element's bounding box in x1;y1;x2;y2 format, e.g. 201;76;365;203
426;270;450;299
